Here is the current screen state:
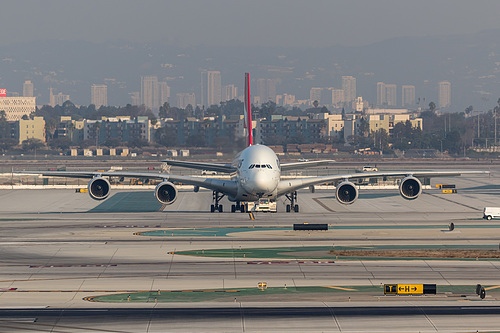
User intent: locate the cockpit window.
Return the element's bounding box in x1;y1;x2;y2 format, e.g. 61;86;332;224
249;164;272;169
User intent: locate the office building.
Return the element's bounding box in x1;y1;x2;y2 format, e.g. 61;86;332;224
91;84;107;108
222;84;238;102
23;81;34;97
439;81;451;108
141;76;160;110
256;79;277;104
177;93;196;109
385;84;397;106
309;88;322;105
158;81;170;106
49;88;70;107
402;85;416;106
342;76;356;102
0;97;37;121
201;71;222;107
377;82;397;106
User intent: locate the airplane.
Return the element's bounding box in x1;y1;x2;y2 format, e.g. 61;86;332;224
16;73;487;213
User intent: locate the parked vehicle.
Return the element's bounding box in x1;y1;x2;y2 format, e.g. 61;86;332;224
483;207;500;220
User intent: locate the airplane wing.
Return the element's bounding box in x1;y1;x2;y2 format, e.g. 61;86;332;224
163;160;237;173
280;160;336;171
15;170;238;196
277;170;488;196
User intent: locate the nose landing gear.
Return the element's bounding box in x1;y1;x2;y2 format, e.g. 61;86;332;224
231;201;246;213
285;191;299;213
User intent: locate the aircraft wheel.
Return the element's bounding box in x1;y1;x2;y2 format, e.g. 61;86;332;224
294;204;299;213
231;205;236;213
286;204;291;213
210;205;215;213
218;205;223;213
240;205;245;213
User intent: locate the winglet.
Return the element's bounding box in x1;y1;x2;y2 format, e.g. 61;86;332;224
244;73;253;146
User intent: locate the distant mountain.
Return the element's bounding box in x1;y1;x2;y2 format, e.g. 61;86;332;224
1;30;499;111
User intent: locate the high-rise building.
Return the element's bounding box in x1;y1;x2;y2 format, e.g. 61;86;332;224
222;84;238;101
176;93;196;109
377;82;386;106
91;84;107;108
141;76;160;110
158;81;170;106
309;88;322;105
330;88;345;107
377;82;397;106
402;85;416;106
385;84;397;106
129;92;140;106
201;71;222;107
49;88;70;107
342;76;356;102
256;79;277;104
439;81;451;108
23;80;34;97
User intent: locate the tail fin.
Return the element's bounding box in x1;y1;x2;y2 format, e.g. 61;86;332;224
244;73;253;146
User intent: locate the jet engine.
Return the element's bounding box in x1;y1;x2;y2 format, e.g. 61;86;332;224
399;176;422;200
155;181;178;205
336;181;358;205
88;177;111;200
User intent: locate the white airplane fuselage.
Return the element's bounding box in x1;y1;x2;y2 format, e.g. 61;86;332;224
229;144;280;202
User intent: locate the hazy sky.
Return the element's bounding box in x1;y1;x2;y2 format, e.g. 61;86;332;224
2;0;500;47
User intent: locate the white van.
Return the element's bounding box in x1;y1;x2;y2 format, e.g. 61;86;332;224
483;207;500;220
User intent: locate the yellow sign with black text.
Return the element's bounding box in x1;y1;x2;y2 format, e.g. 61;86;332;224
397;284;423;294
384;284;436;295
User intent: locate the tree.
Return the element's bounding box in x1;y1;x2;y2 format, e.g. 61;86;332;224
21;138;45;152
429;102;436;113
48;136;72;150
159;102;171;118
154;126;178;147
465;105;473;116
0;138;17;152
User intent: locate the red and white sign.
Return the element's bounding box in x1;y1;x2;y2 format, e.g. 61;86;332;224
0;89;6;97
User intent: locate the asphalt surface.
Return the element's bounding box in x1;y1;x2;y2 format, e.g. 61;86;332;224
0;161;500;332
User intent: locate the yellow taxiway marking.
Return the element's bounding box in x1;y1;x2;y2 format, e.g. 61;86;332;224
323;286;357;291
484;285;500;290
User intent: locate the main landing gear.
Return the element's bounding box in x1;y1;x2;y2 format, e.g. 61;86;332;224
285;191;299;213
210;191;225;213
231;201;246;213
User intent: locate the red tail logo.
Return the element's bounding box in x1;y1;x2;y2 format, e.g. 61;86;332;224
244;73;253;146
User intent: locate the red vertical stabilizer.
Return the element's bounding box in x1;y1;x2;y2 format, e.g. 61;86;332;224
244;73;253;146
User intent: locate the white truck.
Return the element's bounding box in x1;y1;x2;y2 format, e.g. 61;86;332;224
246;198;277;213
483;207;500;220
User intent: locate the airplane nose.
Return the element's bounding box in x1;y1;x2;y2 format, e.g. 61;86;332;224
241;171;276;195
254;172;271;192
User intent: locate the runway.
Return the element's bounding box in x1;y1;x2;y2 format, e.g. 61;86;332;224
0;164;500;331
1;305;500;332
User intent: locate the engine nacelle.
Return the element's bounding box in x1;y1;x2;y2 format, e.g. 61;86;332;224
155;181;178;205
336;181;358;205
88;177;111;200
399;176;422;200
